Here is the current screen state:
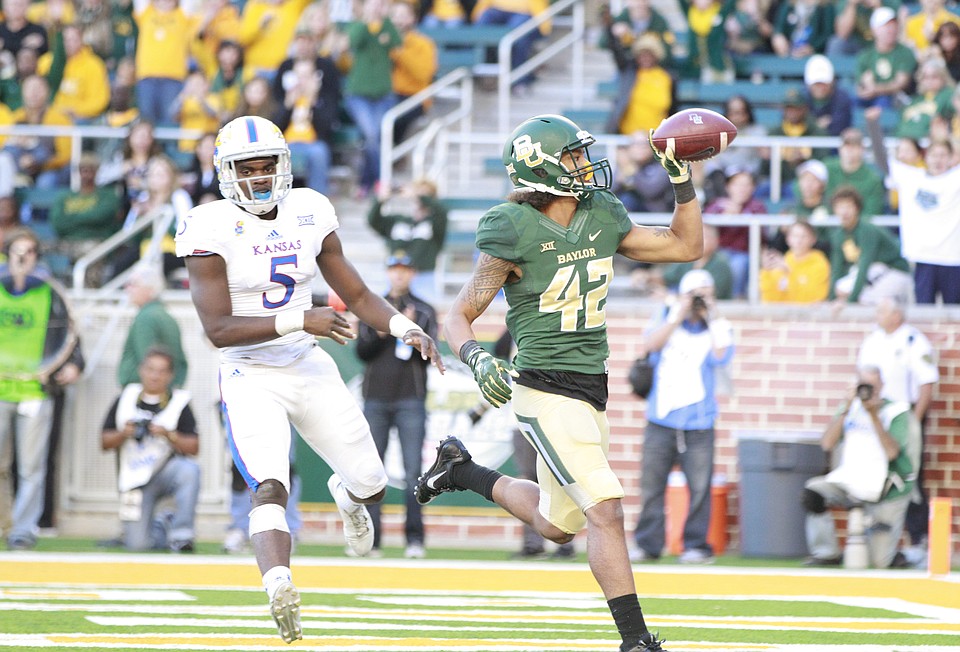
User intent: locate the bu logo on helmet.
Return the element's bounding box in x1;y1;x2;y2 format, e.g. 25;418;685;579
513;134;547;167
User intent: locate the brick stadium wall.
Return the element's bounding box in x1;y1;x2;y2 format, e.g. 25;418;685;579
305;303;960;557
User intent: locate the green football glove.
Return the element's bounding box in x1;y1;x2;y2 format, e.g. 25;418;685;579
648;128;690;184
465;348;519;408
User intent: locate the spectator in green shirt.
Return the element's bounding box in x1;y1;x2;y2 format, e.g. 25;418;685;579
49;152;122;284
855;6;917;110
824;128;887;219
828;186;912;306
117;264;187;388
341;0;401;197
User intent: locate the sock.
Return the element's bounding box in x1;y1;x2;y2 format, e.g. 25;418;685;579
262;565;292;600
608;593;646;648
331;478;359;513
450;460;503;502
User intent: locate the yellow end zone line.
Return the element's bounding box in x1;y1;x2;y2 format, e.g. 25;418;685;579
1;556;958;612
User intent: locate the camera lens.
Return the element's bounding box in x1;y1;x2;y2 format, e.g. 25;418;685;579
133;420;150;442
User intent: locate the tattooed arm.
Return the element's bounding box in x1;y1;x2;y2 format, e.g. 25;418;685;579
617;196;703;263
443;253;518;357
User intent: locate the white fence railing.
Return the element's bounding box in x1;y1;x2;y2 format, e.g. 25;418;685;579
438;210;901;304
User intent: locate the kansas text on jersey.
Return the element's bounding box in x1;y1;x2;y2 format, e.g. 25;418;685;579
174;188;337;366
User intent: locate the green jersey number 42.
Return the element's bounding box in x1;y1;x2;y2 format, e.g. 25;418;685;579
539;257;613;332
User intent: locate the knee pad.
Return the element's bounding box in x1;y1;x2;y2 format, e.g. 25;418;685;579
802;488;827;514
249;503;289;537
254;478;288;508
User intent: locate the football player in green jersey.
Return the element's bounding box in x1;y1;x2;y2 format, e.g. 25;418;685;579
415;114;702;652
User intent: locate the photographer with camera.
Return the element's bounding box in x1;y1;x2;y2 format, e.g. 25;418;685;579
631;269;734;565
857;296;939;567
801;365;921;568
101;348;200;552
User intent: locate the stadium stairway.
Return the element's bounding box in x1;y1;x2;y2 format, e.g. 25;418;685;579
326;29;620;294
332;27;620;297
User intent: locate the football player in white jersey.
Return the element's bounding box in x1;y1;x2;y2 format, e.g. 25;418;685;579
174;116;444;644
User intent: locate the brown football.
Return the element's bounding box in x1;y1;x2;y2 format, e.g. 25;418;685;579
651;108;738;162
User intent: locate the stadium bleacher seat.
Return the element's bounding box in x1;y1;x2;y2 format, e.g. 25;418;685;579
440;196;497;211
676;79;805;107
435;47;484;77
420;25;512;78
597;78;617;101
852;106;900;132
561;108;609;134
733;53;859;83
14;186;64;228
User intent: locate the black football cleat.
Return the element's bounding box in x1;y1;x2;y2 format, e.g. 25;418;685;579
622;631;667;652
414;436;472;505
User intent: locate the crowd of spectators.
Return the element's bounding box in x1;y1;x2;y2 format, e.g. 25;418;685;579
3;0;960;305
605;0;960;305
2;0;533;280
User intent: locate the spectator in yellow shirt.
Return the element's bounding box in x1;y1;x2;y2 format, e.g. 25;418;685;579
0;103;13;198
7;74;72;191
759;220;831;303
134;0;199;126
38;23;109;123
421;0;469;28
24;0;76;39
170;70;221;155
605;32;673;135
238;0;312;79
191;0;241;81
904;0;960;54
389;0;437;143
473;0;551;94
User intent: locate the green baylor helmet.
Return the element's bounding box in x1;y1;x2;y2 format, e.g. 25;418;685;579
502;114;612;199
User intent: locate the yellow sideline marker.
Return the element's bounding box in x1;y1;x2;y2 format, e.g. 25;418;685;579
928;497;952;576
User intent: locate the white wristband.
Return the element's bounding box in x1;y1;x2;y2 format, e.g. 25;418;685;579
275;310;305;336
389;313;422;339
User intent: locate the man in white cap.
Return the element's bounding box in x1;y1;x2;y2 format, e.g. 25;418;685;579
855;6;917;109
631;269;734;565
804;54;853;137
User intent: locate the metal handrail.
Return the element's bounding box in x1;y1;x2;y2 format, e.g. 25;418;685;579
71;209;174;293
435;131;899;202
0;124;202;190
440;209;901;304
379;66;473;191
408;92;481;192
495;0;585;134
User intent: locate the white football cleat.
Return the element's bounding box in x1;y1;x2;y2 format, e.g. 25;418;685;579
270;581;302;644
327;474;374;557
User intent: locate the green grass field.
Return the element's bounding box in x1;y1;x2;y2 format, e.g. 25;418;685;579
1;543;958;651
